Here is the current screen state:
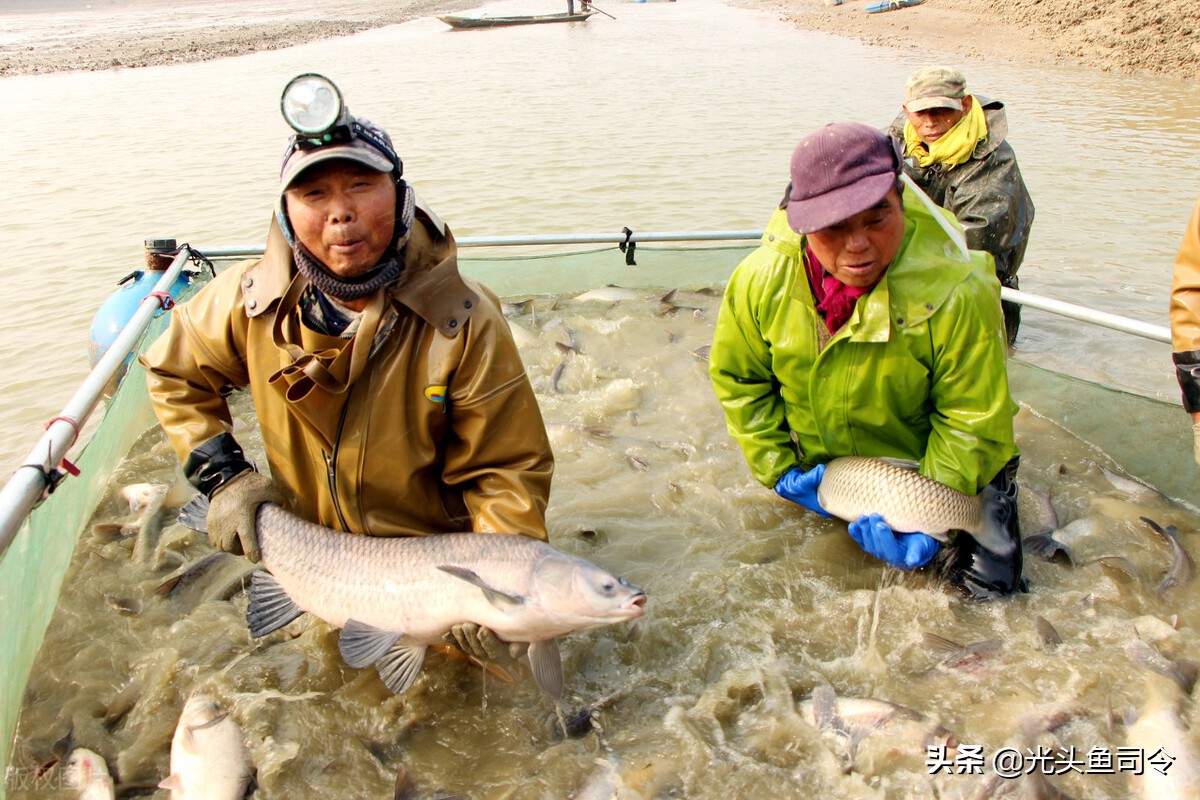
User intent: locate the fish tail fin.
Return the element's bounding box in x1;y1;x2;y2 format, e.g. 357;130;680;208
974;484;1017;556
177;494;210;534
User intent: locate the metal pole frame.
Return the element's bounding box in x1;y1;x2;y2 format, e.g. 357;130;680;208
0;249;193;557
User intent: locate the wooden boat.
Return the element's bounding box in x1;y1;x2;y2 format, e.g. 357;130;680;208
438;11;595;29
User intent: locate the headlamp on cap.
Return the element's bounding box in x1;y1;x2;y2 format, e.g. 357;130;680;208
281;73;353;148
279;73;401;178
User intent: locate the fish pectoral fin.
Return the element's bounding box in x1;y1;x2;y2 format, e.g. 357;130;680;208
528;639;564;699
246;571;305;638
374;642;428;694
339;620;404;669
436;565;525;609
177;494;210;534
810;685;840;730
158;774;183;791
922;632;966;658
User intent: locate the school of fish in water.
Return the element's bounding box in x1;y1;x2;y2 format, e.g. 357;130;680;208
8;284;1200;799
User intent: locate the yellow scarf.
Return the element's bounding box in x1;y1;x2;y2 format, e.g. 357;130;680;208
904;95;988;170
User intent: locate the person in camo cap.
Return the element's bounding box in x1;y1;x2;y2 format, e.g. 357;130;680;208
141;76;553;667
710;122;1024;599
888;65;1035;346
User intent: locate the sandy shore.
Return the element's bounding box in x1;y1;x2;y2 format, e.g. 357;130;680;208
0;0;482;76
751;0;1200;82
1;0;1197;81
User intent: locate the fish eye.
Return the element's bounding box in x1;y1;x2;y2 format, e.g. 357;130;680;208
601;579;615;592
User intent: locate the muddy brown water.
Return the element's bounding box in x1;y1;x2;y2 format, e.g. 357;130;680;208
9;288;1200;799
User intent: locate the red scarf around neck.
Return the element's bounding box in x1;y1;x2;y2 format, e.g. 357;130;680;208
804;243;872;334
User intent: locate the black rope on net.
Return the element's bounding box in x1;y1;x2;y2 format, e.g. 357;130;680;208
179;244;216;279
23;437;80;504
619;227;637;266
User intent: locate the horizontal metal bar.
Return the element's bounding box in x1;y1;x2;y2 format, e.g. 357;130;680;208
195;230;765;259
197;232;1171;345
0;250;193;557
1002;287;1170;344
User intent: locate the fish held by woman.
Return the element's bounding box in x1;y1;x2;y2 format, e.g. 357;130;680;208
179;497;646;698
817;456;1015;555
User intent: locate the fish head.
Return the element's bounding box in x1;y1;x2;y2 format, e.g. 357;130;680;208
121;482;168;513
531;555;646;631
65;748;110;790
179;694;225;727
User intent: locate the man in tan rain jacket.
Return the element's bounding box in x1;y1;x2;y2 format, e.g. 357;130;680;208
888;66;1034;346
141;100;553;664
1170;195;1200;464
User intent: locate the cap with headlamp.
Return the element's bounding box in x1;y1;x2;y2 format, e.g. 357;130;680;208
275;73;411;247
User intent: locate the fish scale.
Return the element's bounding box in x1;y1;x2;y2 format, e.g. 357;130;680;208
817;456;990;542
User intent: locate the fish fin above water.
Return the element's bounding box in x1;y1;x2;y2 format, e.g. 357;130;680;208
177;494;210;534
374;642;428;694
339;620;404;669
528;638;564;699
159;774;183;791
810;685;840;730
922;632;967;658
1034;615;1063;647
436;565;525;609
247;571;304;638
1022;531;1073;565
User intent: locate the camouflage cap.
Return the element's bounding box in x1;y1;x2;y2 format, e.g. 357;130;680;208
903;66;967;113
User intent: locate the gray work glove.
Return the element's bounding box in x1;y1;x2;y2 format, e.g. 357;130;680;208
206;470;284;563
443;623;528;664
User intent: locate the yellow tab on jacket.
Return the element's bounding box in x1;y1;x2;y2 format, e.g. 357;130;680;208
424;385;447;403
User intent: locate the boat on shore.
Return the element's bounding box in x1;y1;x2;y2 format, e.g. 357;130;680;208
438;11;595;29
0;229;1191;798
864;0;924;13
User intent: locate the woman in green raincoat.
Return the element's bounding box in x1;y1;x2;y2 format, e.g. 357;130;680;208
709;122;1022;599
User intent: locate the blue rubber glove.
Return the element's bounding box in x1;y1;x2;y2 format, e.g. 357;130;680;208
774;465;831;518
847;513;941;569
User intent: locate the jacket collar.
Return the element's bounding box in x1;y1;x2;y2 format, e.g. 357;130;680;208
243;202;478;338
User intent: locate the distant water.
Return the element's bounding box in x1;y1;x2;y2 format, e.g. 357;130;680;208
1;0;1199;475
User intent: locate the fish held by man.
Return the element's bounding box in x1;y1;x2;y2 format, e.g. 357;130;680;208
817;456;1015;556
179;497;646;698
